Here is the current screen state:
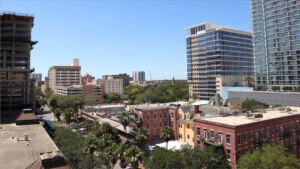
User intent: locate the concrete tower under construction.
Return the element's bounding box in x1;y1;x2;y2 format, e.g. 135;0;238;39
0;13;37;121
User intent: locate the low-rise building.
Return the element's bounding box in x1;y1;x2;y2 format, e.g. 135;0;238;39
102;73;131;86
134;106;173;141
55;85;104;104
193;107;300;168
177;105;196;144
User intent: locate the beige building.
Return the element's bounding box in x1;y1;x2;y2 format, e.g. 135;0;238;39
48;66;81;92
55;85;104;104
100;79;123;95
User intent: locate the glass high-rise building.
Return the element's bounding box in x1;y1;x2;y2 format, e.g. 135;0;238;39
251;0;300;88
186;23;253;100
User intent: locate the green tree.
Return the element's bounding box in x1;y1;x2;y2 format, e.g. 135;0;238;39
103;143;119;169
83;135;99;168
134;127;149;148
64;108;74;123
106;92;121;103
242;99;269;111
238;144;300;169
83;120;101;136
119;112;131;133
49;95;58;111
117;143;129;169
124;145;144;169
54;108;62;121
44;88;54;99
159;126;174;149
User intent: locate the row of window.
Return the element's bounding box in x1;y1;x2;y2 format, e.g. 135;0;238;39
147;111;171;120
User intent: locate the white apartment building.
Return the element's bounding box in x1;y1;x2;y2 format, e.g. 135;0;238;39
133;71;145;82
48;66;81;91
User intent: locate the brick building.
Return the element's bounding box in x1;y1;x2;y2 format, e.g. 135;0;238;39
134;106;177;141
193;107;300;168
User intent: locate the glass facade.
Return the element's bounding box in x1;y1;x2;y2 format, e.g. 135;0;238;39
251;0;300;88
186;23;254;100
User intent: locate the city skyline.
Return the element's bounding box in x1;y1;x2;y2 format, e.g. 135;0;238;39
2;0;252;80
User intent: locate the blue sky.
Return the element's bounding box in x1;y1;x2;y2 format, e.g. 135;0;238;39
2;0;252;80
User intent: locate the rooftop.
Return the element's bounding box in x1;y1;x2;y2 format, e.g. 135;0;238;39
0;124;59;169
196;107;300;127
134;105;170;111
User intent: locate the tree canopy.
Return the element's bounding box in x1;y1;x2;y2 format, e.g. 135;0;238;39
105;92;121;103
124;81;188;104
238;144;300;169
242;99;269;111
145;146;230;169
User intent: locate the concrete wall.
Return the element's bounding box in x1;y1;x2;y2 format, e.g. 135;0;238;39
228;91;300;106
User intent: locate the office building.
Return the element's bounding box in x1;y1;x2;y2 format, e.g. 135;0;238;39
30;73;42;81
48;66;81;92
55;85;104;104
185;23;253;100
251;0;300;88
102;73;131;86
71;58;79;66
0;13;37;120
133;71;145;82
194;107;300;167
100;79;123;95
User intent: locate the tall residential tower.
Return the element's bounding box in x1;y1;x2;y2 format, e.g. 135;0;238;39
251;0;300;89
186;23;253;100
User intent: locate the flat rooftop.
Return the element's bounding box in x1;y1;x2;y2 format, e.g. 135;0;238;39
196;107;300;127
134;106;169;111
0;124;59;169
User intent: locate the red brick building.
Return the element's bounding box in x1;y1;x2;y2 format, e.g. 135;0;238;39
134;106;178;141
193;107;300;168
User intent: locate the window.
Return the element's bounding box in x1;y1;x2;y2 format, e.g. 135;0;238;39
187;124;190;129
197;140;200;146
160;121;162;128
250;131;253;140
280;126;283;136
147;123;150;129
178;124;180;128
217;132;222;143
236;149;241;160
237;134;241;145
197;127;200;136
255;131;259;141
154;122;156;128
244;132;248;143
204;129;208;139
147;113;150;120
171;123;173;128
226;149;231;160
226;134;231;144
160;112;162;118
187;134;190;139
171;113;174;118
210;130;215;139
154;112;156;119
164;113;167;118
271;127;274;136
164;121;167;126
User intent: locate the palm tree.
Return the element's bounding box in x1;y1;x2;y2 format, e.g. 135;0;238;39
244;76;255;87
64;108;74;123
117;143;129;169
49;95;58;111
54;108;62;121
160;126;174;150
83;135;99;168
124;145;144;169
134;127;150;149
104;143;119;169
119;112;131;133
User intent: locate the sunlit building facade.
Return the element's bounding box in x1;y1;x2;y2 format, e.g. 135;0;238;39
251;0;300;88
